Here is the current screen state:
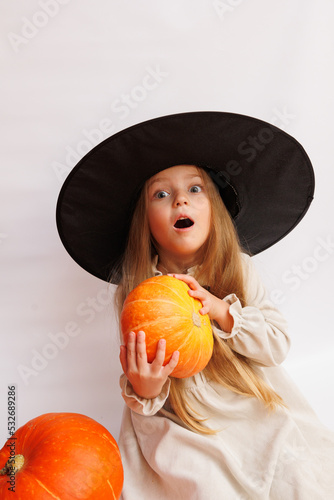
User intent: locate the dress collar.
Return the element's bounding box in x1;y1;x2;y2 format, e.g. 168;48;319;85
152;255;196;277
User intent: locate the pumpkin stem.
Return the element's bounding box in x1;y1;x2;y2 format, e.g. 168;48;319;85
192;312;202;328
0;454;25;476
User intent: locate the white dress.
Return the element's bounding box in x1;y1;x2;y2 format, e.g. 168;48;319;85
118;254;334;499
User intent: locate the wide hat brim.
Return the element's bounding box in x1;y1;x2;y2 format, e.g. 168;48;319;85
56;111;315;283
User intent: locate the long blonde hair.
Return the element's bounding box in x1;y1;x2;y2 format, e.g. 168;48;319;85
113;167;285;434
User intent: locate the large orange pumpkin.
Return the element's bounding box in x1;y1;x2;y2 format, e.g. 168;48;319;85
121;275;213;378
0;412;123;500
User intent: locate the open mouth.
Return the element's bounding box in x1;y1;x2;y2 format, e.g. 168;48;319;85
174;217;194;229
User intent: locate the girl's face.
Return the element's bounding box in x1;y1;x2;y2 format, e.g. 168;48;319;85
146;165;211;264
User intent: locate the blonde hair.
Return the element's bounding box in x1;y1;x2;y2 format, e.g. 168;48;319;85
114;167;285;434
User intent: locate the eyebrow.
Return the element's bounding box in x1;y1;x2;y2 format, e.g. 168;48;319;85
147;173;202;188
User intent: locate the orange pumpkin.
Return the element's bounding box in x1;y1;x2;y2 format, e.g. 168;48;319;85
0;412;123;500
121;275;213;378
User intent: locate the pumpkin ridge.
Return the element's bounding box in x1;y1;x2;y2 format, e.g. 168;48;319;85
171;333;191;354
107;479;117;499
172;327;208;377
101;433;120;450
123;315;188;336
140;278;191;304
187;328;203;368
123;298;190;315
174;319;209;357
34;477;61;499
18;415;51;452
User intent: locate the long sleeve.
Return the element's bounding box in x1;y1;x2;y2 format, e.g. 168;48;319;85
119;373;170;416
215;254;290;366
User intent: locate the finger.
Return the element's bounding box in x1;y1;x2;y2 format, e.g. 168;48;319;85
197;297;210;315
119;345;128;373
126;331;137;367
168;273;199;290
151;339;166;367
199;305;210;315
136;330;148;368
188;290;211;314
188;289;207;301
163;350;180;375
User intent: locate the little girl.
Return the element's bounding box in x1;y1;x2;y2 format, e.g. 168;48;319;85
115;164;333;500
56;112;334;499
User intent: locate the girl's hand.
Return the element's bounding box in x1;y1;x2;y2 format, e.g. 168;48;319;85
120;330;179;399
170;274;234;333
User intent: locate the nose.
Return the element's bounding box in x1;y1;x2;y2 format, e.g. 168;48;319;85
173;189;189;207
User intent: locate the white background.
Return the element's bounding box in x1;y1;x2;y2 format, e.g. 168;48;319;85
1;0;333;448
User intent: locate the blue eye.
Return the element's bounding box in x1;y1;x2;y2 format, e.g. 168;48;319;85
189;185;202;193
155;190;169;199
